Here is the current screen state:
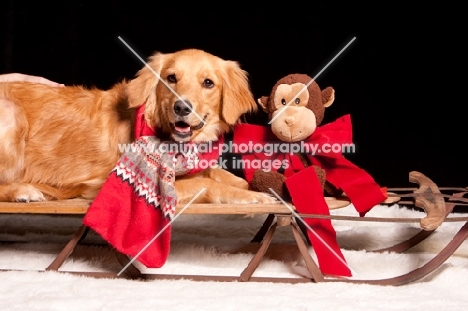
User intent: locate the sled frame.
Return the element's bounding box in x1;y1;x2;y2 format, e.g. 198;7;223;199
1;171;467;286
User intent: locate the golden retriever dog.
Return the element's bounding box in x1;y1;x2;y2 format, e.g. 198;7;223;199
0;49;276;204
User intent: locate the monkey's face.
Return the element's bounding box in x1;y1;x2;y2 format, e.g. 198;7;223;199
270;83;317;142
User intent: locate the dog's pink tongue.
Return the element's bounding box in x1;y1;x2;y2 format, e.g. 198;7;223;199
175;125;190;133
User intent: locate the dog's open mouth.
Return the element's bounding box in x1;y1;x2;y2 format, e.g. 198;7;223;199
172;120;205;139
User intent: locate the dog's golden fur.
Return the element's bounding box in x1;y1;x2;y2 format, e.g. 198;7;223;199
0;49;276;204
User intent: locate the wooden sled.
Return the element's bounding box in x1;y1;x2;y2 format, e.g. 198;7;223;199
1;171;467;286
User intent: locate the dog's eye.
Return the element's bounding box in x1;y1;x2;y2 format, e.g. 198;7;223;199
281;99;287;105
295;98;300;104
203;79;214;88
167;74;177;83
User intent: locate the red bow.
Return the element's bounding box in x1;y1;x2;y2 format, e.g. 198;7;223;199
233;115;387;277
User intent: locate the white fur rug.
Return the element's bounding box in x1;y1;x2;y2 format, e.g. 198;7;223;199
1;204;468;311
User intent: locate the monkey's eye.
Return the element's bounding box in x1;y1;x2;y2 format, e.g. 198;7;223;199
281;99;287;105
167;74;177;83
295;98;300;104
203;78;214;88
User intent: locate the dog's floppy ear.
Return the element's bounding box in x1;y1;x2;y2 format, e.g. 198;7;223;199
220;61;257;125
126;52;166;128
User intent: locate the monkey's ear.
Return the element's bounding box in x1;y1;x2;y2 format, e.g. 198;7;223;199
322;87;335;107
257;96;270;112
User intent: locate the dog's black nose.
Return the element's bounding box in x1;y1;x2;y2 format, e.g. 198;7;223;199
174;100;192;116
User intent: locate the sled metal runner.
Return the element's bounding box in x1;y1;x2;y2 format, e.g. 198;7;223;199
0;171;467;286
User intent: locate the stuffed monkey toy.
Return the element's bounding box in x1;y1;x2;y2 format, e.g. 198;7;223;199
249;73;340;200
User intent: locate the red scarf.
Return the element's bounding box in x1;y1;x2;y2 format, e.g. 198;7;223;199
233;115;387;277
84;105;222;268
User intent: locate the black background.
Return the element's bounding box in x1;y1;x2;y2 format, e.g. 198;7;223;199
1;2;465;188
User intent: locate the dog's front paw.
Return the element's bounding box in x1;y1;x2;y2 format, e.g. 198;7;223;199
256;192;280;204
241;191;280;204
14;185;46;202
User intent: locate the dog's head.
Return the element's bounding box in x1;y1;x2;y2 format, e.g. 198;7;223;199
126;49;257;142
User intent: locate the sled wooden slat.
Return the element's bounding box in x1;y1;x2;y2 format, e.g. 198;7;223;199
0;199;90;214
0;197;351;215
